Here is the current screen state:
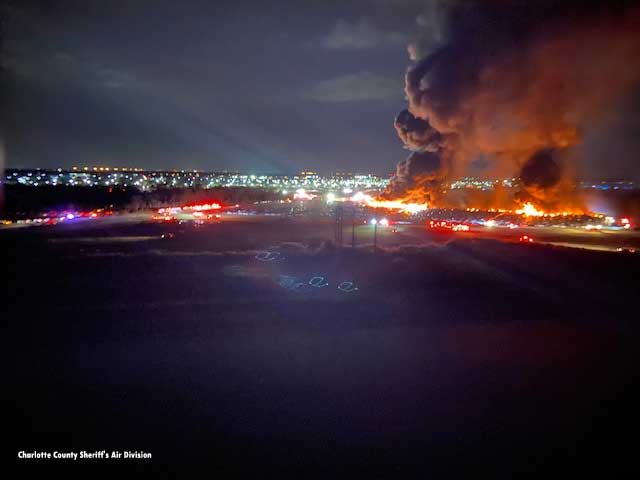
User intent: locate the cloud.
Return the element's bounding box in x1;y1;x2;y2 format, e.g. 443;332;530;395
408;5;449;60
97;68;136;89
322;18;405;50
303;71;401;103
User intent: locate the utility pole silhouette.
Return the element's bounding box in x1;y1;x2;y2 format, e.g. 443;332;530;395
351;205;356;248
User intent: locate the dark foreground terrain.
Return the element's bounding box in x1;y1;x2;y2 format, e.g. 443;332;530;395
5;216;640;475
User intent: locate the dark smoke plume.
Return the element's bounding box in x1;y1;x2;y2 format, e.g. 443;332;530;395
394;109;443;152
389;0;640;209
384;150;446;203
520;150;562;190
388;109;449;202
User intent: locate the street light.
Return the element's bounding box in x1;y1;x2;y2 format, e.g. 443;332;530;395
370;218;378;252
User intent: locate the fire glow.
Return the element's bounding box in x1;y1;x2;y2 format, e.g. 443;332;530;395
183;203;221;212
514;202;586;218
158;202;221;214
383;2;640;221
349;192;428;214
515;203;545;217
348;192;582;219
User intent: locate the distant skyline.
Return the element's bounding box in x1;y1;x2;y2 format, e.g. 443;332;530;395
3;0;640;181
3;165;392;176
5;165;639;184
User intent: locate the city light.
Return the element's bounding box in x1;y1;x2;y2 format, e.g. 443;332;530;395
3;168;389;193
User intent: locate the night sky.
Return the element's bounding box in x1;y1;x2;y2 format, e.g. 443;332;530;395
2;0;640;179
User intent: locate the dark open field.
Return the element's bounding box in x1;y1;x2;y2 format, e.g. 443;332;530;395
5;215;640;474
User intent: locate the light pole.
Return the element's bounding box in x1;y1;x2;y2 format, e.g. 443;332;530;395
370;218;378;252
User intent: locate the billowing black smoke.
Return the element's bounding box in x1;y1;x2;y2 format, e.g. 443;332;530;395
520;150;562;190
394;109;442;153
397;150;440;179
386;109;450;201
515;148;580;209
384;150;443;202
387;0;640;209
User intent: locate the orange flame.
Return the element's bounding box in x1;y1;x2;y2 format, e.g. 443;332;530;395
513;202;587;217
350;192;429;214
515;203;544;217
